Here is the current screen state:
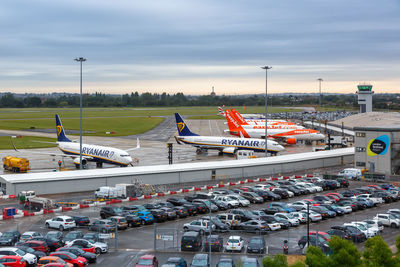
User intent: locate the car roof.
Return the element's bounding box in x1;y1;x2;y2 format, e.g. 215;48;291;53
184;231;199;236
193;254;208;259
140;255;156;259
228;236;241;239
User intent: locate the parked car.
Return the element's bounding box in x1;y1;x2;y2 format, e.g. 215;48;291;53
88;219;116;233
216;258;235;267
45;216;76;231
136;255;158;267
298;235;327;248
56;247;97;264
374;214;400;228
209;199;228;211
109;216;128;230
327;227;353;241
31;236;63;252
246;236;266;254
274;213;300;226
0;255;26;267
100;207;123;219
44;231;64;247
240;257;259;267
64;239;97;254
183;220;215;234
37;256;72;267
23;240;50;254
20;232;42;242
0;248;36;267
269;202;295;213
225;236;244;252
339;225;367;243
190;254;209;267
181;231;202;252
226;195;250;207
16;245;46;259
216;213;241;229
62;231;83;243
338;168;362;180
204;235;223;252
240;192;263;204
229;209;258;222
71;216;90;227
200;216;230;232
122;211;142;227
49;251;87;267
238;220;270;234
214;196;239;209
0;230;21;246
164;257;187;267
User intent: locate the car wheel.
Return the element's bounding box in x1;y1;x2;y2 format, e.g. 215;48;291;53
95;247;102;254
141;220;145;225
102;228;107;233
199;230;204;235
45;223;50;229
228;204;232;209
299;243;304;248
391;223;397;228
183;227;188;232
59;225;64;231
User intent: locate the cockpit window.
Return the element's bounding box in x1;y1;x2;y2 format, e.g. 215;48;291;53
120;154;130;157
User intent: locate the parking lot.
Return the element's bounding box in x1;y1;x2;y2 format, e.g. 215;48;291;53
0;177;399;266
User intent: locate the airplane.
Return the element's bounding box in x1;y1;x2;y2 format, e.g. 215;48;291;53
224;110;325;144
230;109;303;129
174;113;285;155
218;106;266;120
219;107;291;125
13;114;140;169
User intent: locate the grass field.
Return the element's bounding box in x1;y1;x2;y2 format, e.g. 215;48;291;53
0;136;57;150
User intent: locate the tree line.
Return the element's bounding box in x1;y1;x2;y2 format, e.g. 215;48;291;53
0;92;398;109
262;235;400;267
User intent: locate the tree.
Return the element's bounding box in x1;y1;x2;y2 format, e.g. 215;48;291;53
262;254;288;267
363;235;399;267
305;246;330;267
328;236;362;267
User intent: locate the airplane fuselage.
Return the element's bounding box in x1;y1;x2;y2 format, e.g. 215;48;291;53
57;142;133;166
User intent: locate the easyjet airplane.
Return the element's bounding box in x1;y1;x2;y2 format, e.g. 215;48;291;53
225;110;325;144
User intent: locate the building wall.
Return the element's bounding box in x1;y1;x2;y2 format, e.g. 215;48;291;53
3;153;353;195
355;130;397;175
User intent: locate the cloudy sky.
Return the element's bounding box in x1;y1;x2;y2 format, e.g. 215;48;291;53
1;0;399;95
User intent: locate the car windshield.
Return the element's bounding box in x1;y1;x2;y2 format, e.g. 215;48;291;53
46;232;59;238
15;249;26;256
286;213;295;219
3;232;14;237
218;261;233;267
138;259;153;265
228;239;239;243
114;208;123;213
237;196;246;201
19;246;35;253
192;259;208;266
242;260;258;267
66;232;79;238
21;234;31;239
356;224;367;231
249;239;263;245
212;217;223;224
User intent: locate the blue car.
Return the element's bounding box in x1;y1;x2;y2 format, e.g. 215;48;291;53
136;211;154;224
269;202;295;213
322;204;344;216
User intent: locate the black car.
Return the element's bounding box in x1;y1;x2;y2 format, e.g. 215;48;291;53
262;207;287;215
181;231;202;252
298;235;327;249
332;225;366;243
0;230;20;246
371;191;393;203
191;202;208;214
32;236;62;251
184;193;211;202
159;207;178;220
100;206;123;218
83;232;104;243
204;235;223;252
336;178;349;188
167;198;198;215
62;230;83;243
16;245;46;258
71;215;90;227
273;216;290;229
313;195;333;204
122;211;141;227
200;216;229;232
210;199;228;211
327;228;352;241
170;206;189;218
149;209;168;222
272;188;289;199
45;231;64;246
143;203;161;210
247;236;266;254
325;180;339;190
57;246;97;263
280;186;301;196
314;181;328;190
229;209;258;222
240;192;263;204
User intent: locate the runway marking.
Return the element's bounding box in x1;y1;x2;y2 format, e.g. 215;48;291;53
208;120;212;135
215;120;222;135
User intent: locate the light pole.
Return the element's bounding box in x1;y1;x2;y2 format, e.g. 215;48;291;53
74;57;86;170
261;66;272;158
317;78;323;107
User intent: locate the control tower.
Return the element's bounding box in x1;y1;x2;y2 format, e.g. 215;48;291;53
356;83;374;113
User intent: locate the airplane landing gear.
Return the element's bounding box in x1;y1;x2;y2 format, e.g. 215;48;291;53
96;162;103;168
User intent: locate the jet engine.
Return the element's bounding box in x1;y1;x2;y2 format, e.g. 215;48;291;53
286;138;297;145
222;147;236;154
73;157;88;168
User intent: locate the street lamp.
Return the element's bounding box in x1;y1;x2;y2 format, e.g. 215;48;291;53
317;78;323;107
74;57;86;170
261;66;272;158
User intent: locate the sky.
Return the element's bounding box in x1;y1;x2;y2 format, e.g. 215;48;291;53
1;0;400;95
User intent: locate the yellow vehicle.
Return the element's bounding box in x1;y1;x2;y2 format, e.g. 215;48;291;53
2;156;30;172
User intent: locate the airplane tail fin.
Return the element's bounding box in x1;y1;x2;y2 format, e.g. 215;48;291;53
174;113;199;136
217;106;226;117
225;110;250;138
55;114;71;142
230;109;249;125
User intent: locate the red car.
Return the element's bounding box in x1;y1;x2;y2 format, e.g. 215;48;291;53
309;231;331;242
324;194;339;202
49;252;87;267
303;199;320;206
24;240;50;254
64;239;96;254
136;255;158;267
0;255;26;267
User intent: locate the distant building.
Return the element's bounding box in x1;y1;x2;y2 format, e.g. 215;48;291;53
210;86;216;97
356;83;374;113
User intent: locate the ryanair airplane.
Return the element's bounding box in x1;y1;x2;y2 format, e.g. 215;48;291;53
53;114;139;168
174;113;284;155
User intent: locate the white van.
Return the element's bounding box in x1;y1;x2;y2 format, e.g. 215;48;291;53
95;186;118;199
338;168;362;180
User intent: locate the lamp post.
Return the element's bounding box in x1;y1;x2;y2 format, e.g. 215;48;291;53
261;66;272;158
317;78;323;107
74;57;86;170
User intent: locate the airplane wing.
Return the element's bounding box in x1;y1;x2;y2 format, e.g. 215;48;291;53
125;138;140;152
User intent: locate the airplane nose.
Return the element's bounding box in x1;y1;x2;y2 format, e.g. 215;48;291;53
278;145;285;151
126;157;133;164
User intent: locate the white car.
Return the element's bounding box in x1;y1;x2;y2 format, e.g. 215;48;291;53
300;210;322;222
356;194;383;205
0;247;37;266
20;231;42;242
351;221;379;237
254;184;270;191
45;216;76;231
290;212;307;223
66;238;109;254
215;196;240;208
275;213;299;226
289;201;309;211
363;219;384;232
297;183;316;193
374;214;400;228
225;236;244;252
226;195;250;207
334;204;352;214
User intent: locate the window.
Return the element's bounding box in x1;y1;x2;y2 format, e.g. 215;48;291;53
356;162;366;167
356;132;366;137
356;147;366;152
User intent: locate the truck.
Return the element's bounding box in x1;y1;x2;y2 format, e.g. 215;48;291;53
325;136;347;148
24;197;56;211
2;156;30;173
95;184;137;199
